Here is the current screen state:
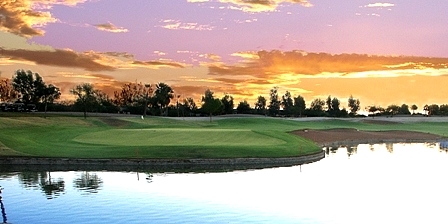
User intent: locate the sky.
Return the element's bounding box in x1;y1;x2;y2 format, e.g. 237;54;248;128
1;0;448;112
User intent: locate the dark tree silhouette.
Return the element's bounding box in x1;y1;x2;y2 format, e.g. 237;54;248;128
12;69;45;104
281;91;293;116
70;83;99;119
154;83;174;116
221;94;234;114
411;104;418;114
268;87;280;116
293;95;306;117
201;89;222;122
41;84;61;116
348;95;361;116
254;95;267;115
237;100;251;114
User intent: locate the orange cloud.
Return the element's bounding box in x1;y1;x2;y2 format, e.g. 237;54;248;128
0;48;115;71
94;22;129;33
0;0;87;37
219;0;313;12
209;50;448;79
132;60;186;69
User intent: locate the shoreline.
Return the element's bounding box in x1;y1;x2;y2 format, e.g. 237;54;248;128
0;151;325;172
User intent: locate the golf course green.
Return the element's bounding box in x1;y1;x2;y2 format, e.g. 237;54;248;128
0;113;447;159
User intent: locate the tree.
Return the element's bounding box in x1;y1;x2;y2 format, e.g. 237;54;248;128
309;98;325;116
0;79;18;102
281;91;294;116
236;100;251;114
366;105;384;117
201;89;222;122
293;95;306;117
326;95;332;113
411;104;418;115
268;87;280;116
70;83;99;119
254;95;267;115
399;104;411;115
440;104;448;116
386;104;400;116
325;95;340;117
153;83;173;116
423;104;429;116
114;82;149;106
182;97;197;116
113;82;153;115
221;94;234;114
348;95;361;116
12;69;45;104
427;104;439;115
330;97;341;117
41;84;61;116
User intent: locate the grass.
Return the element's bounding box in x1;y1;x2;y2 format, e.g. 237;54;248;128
0;114;446;159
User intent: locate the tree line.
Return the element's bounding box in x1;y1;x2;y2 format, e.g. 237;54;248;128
1;69;447;118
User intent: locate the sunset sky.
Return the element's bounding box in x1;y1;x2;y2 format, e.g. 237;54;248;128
1;0;448;112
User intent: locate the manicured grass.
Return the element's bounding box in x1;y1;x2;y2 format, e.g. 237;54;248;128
73;129;285;146
0;114;446;159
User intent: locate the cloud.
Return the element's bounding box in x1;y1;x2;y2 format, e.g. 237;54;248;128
93;22;129;33
218;0;313;12
208;50;448;79
0;45;189;71
131;60;186;69
0;31;54;51
0;48;115;71
0;0;87;37
363;3;394;8
159;19;215;31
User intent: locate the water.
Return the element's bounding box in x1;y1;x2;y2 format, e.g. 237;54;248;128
1;142;448;224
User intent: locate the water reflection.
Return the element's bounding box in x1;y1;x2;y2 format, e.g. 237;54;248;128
18;171;65;199
73;172;103;194
3;142;448;224
386;143;394;153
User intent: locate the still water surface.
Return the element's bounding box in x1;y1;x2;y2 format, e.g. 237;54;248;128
1;142;448;224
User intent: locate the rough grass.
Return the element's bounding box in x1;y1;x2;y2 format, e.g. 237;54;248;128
0;114;446;159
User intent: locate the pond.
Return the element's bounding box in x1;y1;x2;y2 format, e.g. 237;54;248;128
1;142;448;224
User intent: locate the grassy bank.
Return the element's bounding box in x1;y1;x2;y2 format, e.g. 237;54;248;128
0;114;446;159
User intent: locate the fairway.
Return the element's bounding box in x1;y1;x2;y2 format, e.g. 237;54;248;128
73;128;286;146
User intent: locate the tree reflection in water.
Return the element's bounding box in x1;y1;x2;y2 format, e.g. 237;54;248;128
347;146;357;157
386;143;394;153
17;172;65;199
73;172;103;194
145;173;153;183
40;172;65;200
